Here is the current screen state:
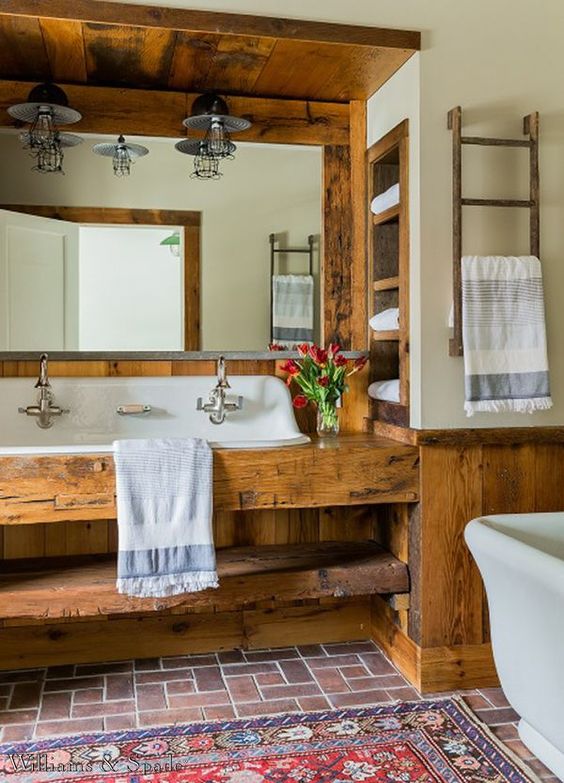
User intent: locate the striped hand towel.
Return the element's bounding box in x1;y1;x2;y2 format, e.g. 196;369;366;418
272;274;314;345
113;438;218;598
462;255;552;416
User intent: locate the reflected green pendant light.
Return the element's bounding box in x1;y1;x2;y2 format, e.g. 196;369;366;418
160;232;180;257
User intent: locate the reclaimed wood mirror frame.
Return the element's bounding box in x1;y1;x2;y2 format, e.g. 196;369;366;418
0;0;420;363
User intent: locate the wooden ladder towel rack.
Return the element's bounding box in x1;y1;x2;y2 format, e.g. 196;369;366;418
448;105;539;356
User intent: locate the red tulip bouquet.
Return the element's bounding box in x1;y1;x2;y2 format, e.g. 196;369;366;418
281;344;367;436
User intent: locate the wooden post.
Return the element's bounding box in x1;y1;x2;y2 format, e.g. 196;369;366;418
524;112;540;258
447;106;463;357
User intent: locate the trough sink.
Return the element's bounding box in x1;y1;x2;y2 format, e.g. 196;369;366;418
0;375;310;455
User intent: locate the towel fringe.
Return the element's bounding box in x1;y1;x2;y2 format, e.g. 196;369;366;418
117;573;219;598
465;397;553;417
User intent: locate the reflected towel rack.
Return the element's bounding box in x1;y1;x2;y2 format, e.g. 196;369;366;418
448;106;540;356
269;233;315;344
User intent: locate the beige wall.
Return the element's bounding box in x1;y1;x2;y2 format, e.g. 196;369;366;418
113;0;564;426
0;133;321;351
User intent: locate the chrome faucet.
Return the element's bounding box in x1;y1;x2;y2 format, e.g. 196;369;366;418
197;356;243;425
18;353;70;429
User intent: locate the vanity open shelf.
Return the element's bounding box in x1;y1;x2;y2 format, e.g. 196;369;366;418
0;542;409;623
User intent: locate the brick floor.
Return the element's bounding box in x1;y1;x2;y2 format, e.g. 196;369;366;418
0;641;556;781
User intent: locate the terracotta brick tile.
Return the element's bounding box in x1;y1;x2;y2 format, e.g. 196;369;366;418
105;714;137;731
359;653;397;676
166;680;196;696
526;758;557;778
222;663;278;677
464;693;492;710
279;660;314;684
255;672;285;686
74;688;104;704
203;704;237;721
135;669;193;685
39;692;71;721
72;699;135;718
136;684;167;712
504;738;535;760
329;689;393;708
385;686;420;701
194;666;224;692
0;709;38;726
162;655;216;669
298;695;332;712
0;684;11;697
339;665;370;679
480;687;511;708
297;645;326;657
492;724;520;741
306;655;361;669
349;675;405;691
324;642;378;656
168;691;230;709
476;706;520;725
76;662;133;676
138;707;203;726
260;682;321;700
0;670;43;684
226;675;260;703
0;697;8;711
1;723;35;742
105;674;134;701
46;666;75;679
9;682;42;710
311;667;350;693
134;658;162;671
44;676;104;692
236;699;300;717
217;650;245;664
243;649;300;663
36;717;104;737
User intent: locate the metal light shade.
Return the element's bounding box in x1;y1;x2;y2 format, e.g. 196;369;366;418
93;135;149;177
160;232;181;256
8;82;82;125
183;93;251;133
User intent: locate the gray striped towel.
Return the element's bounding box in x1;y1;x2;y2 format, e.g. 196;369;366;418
462;255;552;416
272;274;314;345
113;438;218;597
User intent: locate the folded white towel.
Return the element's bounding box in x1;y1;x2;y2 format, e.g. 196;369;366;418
368;379;400;403
369;308;399;332
114;437;217;598
462;255;552;416
370;183;399;215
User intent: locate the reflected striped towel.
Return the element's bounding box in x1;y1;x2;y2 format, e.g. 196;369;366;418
272;274;314;345
113;438;217;598
462;255;552;416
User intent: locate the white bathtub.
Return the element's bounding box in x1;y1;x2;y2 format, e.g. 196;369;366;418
465;513;564;780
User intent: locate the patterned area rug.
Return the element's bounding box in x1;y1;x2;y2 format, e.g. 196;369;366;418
0;698;536;783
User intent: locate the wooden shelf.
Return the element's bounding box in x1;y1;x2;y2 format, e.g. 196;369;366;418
373;276;400;291
371;204;400;225
372;329;399;341
0;542;409;623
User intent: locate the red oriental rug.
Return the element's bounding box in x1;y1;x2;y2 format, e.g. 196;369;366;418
0;698;537;783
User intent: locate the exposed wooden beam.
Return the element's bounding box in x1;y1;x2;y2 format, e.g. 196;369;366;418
0;80;350;145
0;1;421;51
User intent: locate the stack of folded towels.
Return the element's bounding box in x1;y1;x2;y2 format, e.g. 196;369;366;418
370;183;399;215
369;307;399;332
368;379;400;404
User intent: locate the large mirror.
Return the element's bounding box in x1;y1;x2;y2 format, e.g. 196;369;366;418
0;131;322;353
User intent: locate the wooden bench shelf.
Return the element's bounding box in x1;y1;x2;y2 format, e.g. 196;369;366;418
371;204;400;225
373;276;400;292
372;330;400;341
0;541;409;623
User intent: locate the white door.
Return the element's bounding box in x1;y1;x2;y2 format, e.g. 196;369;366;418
0;209;79;350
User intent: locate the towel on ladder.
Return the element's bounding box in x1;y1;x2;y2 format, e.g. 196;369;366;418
272;274;314;345
462;255;552;416
113;437;217;598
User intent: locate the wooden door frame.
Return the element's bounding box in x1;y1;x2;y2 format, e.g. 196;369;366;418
1;205;201;351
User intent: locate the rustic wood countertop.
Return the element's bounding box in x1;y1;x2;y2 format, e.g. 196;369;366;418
0;434;420;525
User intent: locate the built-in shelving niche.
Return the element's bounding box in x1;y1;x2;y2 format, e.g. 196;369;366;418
367;120;410;428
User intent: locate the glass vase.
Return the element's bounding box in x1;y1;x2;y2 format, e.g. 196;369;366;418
316;401;340;437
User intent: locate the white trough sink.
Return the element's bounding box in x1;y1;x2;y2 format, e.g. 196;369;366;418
0;375;310;455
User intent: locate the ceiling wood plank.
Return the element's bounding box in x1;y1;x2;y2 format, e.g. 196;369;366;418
0;17;50;82
200;35;277;95
39;19;87;83
0;0;421;51
0;80;350;145
168;31;218;91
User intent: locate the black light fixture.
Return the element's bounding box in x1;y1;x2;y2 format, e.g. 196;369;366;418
176;93;251;179
92;134;149;177
8;82;82;173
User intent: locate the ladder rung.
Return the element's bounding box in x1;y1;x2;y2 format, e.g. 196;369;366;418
461;136;531;148
461;198;533;208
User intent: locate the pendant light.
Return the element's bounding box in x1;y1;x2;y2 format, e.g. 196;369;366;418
177;93;251;179
8;83;82;173
92;134;149;177
160;232;181;256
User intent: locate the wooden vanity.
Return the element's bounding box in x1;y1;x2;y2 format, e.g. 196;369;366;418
0;435;419;672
